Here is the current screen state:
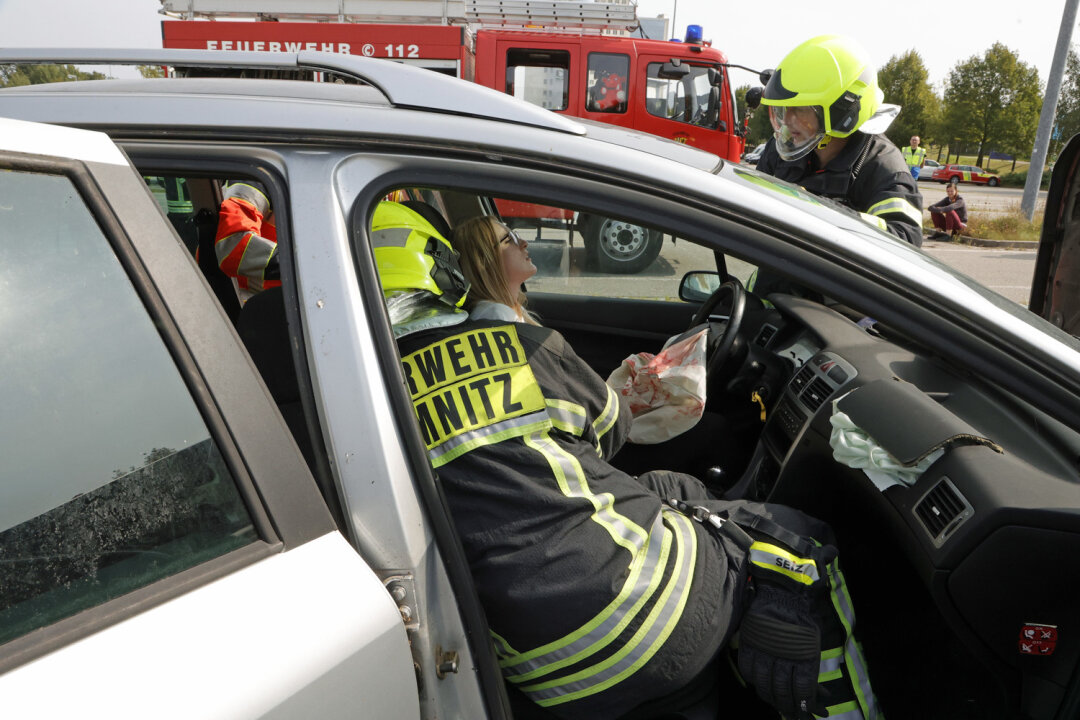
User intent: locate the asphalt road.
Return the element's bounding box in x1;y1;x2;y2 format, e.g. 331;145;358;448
920;239;1036;306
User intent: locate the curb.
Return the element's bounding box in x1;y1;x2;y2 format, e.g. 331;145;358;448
922;233;1038;250
966;237;1039;249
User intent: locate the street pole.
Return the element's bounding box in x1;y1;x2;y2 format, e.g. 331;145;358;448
1023;0;1080;219
671;0;677;39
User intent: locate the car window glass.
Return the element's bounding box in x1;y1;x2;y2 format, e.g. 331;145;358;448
412;192;718;299
0;169;258;646
506;49;570;111
585;53;629;114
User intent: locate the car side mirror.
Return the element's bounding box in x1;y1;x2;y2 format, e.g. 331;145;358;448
745;86;763;111
679;270;721;303
658;59;690;80
707;67;723;87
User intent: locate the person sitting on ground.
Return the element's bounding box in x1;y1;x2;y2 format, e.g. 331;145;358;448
373;200;884;720
927;183;968;239
451;216;540;324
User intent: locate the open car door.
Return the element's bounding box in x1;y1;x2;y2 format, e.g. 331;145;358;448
0;117;419;718
1030;133;1080;335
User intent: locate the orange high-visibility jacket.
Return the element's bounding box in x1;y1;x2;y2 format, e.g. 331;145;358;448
214;183;280;298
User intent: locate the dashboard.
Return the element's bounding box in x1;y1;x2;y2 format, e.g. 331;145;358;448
740;293;1080;719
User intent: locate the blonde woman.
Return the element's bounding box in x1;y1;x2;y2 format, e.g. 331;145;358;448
451;216;540;325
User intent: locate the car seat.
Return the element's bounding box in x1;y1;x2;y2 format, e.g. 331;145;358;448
194;206;243;323
235;285;313;468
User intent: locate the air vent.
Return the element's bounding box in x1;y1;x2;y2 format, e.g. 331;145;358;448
801;377;833;412
790;364;815;393
915;477;973;547
774;395;805;439
754;324;778;348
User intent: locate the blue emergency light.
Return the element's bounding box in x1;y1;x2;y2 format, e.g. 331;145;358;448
684;25;703;44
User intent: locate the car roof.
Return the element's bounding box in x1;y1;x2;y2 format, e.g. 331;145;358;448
2;47;583;132
0;49;722;174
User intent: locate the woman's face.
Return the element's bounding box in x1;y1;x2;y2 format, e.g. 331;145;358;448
496;223;536;289
946;185;958;200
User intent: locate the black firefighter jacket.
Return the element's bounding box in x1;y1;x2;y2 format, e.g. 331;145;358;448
396;318;749;719
758;132;924;247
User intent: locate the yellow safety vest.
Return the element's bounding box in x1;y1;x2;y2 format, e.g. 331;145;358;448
902;146;926;167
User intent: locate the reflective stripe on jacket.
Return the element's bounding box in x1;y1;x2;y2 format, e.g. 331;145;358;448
214;183;279;295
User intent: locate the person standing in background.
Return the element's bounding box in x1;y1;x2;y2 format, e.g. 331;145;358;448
902;136;927;179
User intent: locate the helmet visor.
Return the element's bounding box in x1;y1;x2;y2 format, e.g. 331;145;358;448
768;105;825;161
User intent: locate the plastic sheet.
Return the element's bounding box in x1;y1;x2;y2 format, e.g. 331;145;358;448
829;402;943;491
606;329;708;444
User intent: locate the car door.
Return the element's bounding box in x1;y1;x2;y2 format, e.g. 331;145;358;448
1029;131;1080;337
0;118;419;718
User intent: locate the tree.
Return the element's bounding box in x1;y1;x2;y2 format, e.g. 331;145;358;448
1052;48;1080;161
877;50;941;148
0;63;106;88
735;83;773;146
941;43;1042;167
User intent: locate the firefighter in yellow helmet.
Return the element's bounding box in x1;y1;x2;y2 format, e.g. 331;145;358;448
374;201;883;719
371;200;470;337
756;34;923;247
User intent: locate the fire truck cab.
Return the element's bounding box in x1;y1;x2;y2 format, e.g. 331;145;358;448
478;30;739;161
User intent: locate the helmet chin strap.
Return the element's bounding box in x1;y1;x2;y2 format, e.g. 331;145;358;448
817;135;833;150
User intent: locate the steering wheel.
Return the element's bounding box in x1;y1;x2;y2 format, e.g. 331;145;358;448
690;278;747;379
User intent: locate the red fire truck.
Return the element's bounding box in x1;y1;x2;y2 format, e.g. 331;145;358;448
159;0;745;272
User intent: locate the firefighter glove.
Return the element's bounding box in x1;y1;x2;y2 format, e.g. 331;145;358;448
736;540;837;719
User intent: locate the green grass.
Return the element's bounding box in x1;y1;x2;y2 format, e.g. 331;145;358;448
924;205;1044;243
966;211;1044;242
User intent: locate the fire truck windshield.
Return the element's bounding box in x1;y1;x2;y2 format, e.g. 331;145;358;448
645;64;721;130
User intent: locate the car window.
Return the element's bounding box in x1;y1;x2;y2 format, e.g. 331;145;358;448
488;195;719;298
585;52;629;114
506;49;570;111
382;190;721;300
0;169;258;646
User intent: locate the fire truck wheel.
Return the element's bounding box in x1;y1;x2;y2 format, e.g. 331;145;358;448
584;216;663;274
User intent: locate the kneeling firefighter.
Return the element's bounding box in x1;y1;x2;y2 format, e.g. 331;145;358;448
371;200;883;719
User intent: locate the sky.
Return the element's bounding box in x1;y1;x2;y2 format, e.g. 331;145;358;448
635;0;1073;91
0;0;1074;91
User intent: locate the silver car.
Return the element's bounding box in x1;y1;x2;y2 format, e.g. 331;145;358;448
1;49;1079;720
742;142;767;164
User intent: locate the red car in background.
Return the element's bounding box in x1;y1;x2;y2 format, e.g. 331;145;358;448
931;163;1001;186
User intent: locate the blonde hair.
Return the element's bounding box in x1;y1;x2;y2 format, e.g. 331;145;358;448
452;216;539;325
